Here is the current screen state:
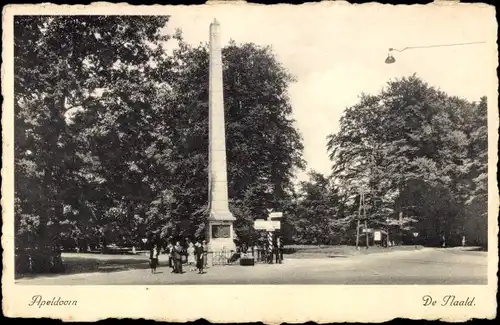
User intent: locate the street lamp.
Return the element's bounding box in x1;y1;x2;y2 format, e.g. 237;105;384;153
385;218;391;247
385;52;395;64
385;41;486;64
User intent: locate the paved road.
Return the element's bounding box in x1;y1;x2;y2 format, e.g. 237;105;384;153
16;248;487;285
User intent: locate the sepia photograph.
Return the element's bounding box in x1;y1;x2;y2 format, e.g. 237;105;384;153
2;1;498;322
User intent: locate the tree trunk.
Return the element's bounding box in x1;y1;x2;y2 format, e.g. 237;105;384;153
365;220;369;249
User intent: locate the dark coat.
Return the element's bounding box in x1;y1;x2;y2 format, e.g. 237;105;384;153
150;247;159;259
173;245;183;260
194;245;204;269
194;245;203;259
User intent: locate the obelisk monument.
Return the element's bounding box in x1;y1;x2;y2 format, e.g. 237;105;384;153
206;19;236;253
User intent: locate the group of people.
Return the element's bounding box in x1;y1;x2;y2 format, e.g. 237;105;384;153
261;242;283;264
149;239;207;275
237;238;284;264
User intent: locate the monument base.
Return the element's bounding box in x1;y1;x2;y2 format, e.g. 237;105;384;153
207;237;236;253
205;216;236;266
206;238;236;267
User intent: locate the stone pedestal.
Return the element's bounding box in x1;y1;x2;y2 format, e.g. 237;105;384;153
206;18;236;254
207;217;236;253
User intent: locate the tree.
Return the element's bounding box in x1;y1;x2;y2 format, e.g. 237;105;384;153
285;172;347;245
15;16;171;271
15;16;305;275
326;75;488;247
152;40;305;242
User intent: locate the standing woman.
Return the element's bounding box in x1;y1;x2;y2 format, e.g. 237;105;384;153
202;240;208;268
194;240;204;274
149;244;159;274
187;241;196;271
166;242;174;272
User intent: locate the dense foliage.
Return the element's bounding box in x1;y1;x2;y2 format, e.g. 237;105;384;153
286;75;488;247
15;16;304;255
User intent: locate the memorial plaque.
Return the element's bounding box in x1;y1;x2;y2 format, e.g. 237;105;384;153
212;225;230;238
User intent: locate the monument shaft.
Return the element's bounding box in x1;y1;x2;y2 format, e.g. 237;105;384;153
207;19;236;254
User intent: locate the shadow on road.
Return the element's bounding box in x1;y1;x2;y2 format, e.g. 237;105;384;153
467;247;488;252
16;257;152;280
328;255;348;258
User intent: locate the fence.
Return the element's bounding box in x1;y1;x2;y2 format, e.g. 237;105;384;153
207;247;283;266
209;249;239;266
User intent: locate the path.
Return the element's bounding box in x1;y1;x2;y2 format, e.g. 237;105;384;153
16;248;488;285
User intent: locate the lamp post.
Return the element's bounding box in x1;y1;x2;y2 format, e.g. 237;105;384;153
385;41;486;64
385;218;391;247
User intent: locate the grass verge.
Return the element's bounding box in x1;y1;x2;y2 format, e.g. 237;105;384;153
283;245;424;259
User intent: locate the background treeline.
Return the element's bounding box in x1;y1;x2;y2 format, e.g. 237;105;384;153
286;76;488;248
15;16;488;259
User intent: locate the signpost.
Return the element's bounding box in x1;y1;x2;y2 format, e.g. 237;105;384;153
254;211;283;264
253;219;281;232
254;212;283;232
254;219;274;231
269;212;283;220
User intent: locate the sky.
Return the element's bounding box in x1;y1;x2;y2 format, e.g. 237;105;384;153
165;3;497;183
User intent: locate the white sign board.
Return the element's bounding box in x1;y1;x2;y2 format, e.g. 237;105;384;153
254;219;281;231
254;219;269;230
374;231;381;241
269;212;283;220
270;220;281;230
254;219;274;231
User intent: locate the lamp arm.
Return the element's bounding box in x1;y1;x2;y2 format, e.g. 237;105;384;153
389;47;408;52
389;41;485;53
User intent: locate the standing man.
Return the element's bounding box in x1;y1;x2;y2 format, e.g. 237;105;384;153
194;239;205;274
173;241;184;274
149;244;159;274
280;240;284;263
275;236;283;264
